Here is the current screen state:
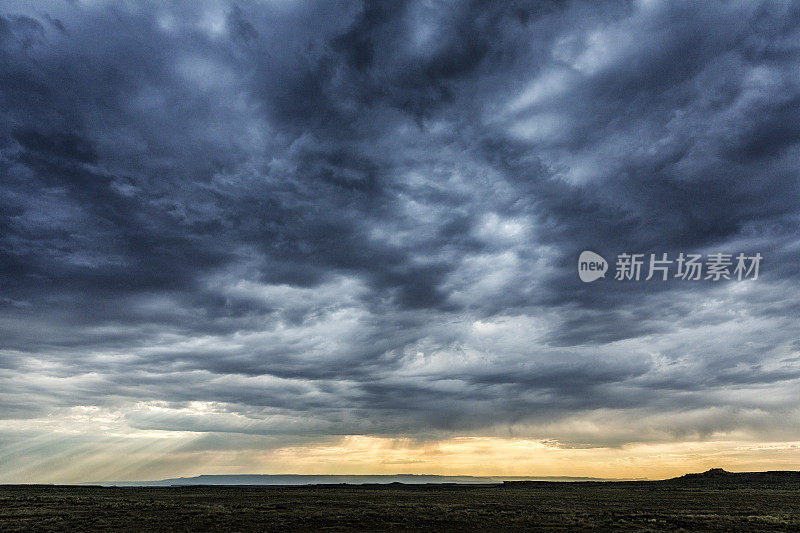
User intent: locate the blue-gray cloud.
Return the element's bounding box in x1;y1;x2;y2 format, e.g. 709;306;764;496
1;0;799;456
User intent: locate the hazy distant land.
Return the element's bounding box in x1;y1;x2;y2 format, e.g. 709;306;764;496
93;473;619;486
87;467;798;487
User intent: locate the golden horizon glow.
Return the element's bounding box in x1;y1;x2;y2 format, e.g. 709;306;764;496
3;430;800;484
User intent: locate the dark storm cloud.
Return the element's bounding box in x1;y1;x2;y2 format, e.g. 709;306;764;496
1;0;800;448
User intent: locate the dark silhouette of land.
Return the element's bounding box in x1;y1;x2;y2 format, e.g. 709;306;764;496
502;467;800;489
2;469;799;531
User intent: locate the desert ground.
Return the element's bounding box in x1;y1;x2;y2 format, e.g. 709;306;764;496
2;475;799;532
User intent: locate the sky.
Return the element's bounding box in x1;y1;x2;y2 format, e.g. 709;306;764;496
1;0;799;483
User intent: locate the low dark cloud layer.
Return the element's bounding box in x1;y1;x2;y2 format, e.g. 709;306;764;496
1;0;800;476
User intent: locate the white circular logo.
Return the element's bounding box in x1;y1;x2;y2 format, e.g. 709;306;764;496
578;251;607;282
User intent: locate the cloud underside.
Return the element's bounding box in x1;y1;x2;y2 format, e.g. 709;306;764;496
1;0;800;479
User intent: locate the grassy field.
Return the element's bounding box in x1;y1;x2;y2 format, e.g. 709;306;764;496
1;483;800;531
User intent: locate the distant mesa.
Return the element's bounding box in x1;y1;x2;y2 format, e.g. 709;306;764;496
89;469;800;488
685;468;731;477
503;468;800;488
666;468;800;488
